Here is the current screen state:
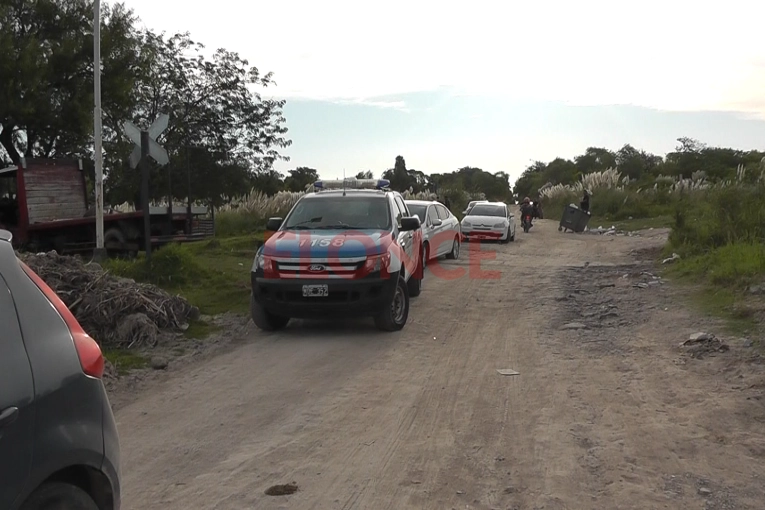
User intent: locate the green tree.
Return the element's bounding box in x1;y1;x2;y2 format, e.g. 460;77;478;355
104;31;291;206
284;167;319;191
356;170;374;179
0;0;142;164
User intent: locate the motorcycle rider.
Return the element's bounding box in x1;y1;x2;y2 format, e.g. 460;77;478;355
520;197;534;228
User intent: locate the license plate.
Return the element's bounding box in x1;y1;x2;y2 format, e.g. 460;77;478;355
302;284;328;297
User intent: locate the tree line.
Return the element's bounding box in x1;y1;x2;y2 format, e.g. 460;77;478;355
1;0;290;208
513;138;765;200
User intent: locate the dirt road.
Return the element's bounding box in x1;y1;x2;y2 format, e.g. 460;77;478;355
116;220;765;509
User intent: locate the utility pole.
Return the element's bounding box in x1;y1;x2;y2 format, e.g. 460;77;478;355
93;0;106;261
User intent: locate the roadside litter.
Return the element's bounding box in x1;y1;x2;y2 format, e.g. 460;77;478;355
586;225;639;237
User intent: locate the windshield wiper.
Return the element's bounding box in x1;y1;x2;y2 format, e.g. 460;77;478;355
312;224;352;230
283;217;322;229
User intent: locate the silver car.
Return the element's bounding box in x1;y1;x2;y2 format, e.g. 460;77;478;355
460;201;516;243
405;200;461;263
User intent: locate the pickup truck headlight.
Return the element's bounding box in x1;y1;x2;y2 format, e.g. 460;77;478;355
364;252;390;273
252;248;268;271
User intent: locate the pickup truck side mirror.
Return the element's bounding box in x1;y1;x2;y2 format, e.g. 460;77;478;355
400;216;421;232
266;217;283;231
462;210;468;215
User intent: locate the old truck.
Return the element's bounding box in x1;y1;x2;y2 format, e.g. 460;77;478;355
0;158;214;255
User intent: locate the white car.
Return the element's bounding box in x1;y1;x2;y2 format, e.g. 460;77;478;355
462;199;488;215
460;201;515;243
405;200;461;263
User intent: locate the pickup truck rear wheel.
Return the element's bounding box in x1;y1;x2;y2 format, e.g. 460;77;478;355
374;276;409;331
250;293;289;331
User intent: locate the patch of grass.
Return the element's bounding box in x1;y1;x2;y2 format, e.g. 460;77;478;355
687;286;759;337
184;319;222;339
664;243;765;337
103;349;148;374
105;234;264;317
669;243;765;288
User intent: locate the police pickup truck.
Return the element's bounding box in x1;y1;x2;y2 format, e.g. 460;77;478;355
250;178;425;332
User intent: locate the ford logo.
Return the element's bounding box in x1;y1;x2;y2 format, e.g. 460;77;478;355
307;264;326;272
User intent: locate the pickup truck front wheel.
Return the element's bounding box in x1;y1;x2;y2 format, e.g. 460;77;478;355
374;276;409;331
250;293;289;331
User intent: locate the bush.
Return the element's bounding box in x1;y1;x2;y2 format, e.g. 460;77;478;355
669;183;765;255
215;210;267;237
105;243;204;286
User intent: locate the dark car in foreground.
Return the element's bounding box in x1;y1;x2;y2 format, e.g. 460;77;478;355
0;230;121;510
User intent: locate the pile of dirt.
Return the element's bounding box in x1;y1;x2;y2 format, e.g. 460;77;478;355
18;251;199;349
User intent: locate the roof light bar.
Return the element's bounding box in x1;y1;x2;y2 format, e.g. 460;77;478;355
314;178;390;190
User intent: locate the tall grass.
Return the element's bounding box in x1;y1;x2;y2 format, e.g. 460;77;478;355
539;168;712;221
211;186;482;236
669;183;765;255
215;190;304;236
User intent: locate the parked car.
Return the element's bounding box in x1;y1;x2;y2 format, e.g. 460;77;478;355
462;199;488;216
460;202;516;243
0;230;121;510
404;200;461;263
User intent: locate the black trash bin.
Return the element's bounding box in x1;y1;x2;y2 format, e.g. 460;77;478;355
575;208;592;232
559;204;591;233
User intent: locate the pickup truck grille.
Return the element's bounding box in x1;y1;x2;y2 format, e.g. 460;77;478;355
273;257;366;279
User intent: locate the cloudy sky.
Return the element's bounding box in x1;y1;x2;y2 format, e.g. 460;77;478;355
123;0;765;182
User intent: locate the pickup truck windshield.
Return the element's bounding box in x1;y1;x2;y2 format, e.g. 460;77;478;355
468;205;505;217
283;196;392;230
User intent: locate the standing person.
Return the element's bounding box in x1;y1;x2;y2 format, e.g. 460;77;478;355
533;198;543;219
580;189;590;213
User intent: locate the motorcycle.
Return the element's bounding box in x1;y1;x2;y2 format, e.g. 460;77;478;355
522;214;533;233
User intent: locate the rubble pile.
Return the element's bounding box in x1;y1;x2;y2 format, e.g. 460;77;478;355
18;251;198;349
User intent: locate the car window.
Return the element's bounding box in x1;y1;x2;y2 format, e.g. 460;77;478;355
392;197;405;226
407;204;426;222
436;204;449;219
468;204;505;217
427;206;439;225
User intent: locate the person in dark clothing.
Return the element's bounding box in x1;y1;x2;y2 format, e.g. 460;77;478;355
580;189;590;213
532;199;543;219
519;197;534;227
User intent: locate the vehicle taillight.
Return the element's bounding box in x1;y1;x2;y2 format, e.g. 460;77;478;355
18;261;105;379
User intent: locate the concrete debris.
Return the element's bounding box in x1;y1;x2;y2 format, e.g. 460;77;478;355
681;332;729;359
662;253;681;264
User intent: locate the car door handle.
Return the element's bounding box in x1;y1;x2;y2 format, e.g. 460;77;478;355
0;407;18;428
